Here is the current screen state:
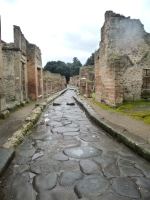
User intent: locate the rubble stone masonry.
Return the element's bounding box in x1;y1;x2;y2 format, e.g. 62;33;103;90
79;65;94;97
0;16;6;112
95;11;150;106
79;66;94;81
2;24;44;102
43;71;66;97
69;75;79;86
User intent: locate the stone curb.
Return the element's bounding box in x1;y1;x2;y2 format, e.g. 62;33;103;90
0;89;67;178
3;89;67;149
73;95;150;163
0;148;15;178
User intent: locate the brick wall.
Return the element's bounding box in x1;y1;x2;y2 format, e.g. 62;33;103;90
95;11;150;106
27;43;43;100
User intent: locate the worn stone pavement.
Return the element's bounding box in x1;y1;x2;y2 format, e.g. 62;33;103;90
0;89;150;200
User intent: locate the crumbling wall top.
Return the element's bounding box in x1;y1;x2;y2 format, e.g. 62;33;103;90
105;10;129;20
14;25;27;54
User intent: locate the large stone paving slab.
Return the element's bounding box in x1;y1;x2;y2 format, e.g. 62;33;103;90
80;159;102;175
135;177;150;197
78;134;101;142
30;130;52;140
33;172;57;192
36;190;77;200
74;174;110;198
112;177;141;199
64;146;100;159
4;182;34;200
92;156;116;167
51;153;69;161
135;162;150;178
30;159;60;174
101;192;131;200
63;132;80;136
120;166;143;177
102;163;120;177
13;164;29;175
52;127;80;134
60;139;81;148
4;172;30;187
18;148;36;157
59;171;83;186
60;160;80;171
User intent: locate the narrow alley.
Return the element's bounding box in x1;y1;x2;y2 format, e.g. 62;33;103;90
0;89;150;200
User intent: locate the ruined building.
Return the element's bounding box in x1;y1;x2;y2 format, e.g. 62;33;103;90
43;71;66;97
95;11;150;106
69;75;80;87
27;42;43;100
79;65;94;98
2;25;43;103
0;16;6;113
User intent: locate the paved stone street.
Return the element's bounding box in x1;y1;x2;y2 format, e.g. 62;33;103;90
0;89;150;200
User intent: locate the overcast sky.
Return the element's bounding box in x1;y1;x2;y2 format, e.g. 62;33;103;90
0;0;150;66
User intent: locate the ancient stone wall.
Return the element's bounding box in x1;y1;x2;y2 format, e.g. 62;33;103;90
2;49;15;101
79;66;94;81
69;75;79;86
0;16;2;79
80;79;86;95
2;26;28;103
43;71;66;97
1;23;44;102
27;43;43;100
95;11;150;106
0;16;6;112
79;66;94;97
86;81;93;98
14;25;27;54
94;49;101;102
61;76;66;89
69;77;73;85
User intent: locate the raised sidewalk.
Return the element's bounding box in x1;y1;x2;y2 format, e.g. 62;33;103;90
73;95;150;163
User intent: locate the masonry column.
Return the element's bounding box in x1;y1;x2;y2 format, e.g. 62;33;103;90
80;79;86;95
0;16;6;113
86;81;93;98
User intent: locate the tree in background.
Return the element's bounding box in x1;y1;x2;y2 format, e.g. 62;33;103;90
43;57;82;83
43;61;70;83
84;53;94;66
70;57;82;77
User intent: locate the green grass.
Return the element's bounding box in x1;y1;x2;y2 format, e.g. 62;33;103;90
90;98;150;124
92;93;95;99
29;100;36;104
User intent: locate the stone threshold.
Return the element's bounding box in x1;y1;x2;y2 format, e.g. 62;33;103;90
73;95;150;163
